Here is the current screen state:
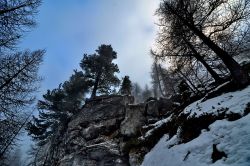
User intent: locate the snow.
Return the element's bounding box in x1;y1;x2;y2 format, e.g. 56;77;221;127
153;115;173;127
86;140;120;155
140;115;173;139
184;85;250;117
141;85;250;166
142;114;250;166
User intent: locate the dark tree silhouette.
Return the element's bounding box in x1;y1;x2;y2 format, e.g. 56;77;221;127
157;0;250;87
0;0;42;52
0;0;43;160
0;50;44;159
80;45;120;98
26;70;91;165
0;50;44;118
120;76;132;95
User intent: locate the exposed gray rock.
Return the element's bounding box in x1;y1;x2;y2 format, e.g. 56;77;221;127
39;95;165;166
120;104;146;137
81;124;105;140
129;151;142;166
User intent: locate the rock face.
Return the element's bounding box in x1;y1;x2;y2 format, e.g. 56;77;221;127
59;95;132;166
120;104;146;137
40;95;173;166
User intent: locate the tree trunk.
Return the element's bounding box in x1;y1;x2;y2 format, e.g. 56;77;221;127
91;72;101;98
190;26;249;87
196;55;223;83
166;3;250;87
154;63;166;97
158;64;177;95
183;38;224;84
0;111;33;158
0;55;37;90
178;69;201;95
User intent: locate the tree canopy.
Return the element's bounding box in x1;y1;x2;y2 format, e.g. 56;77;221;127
155;0;250;87
0;0;42;52
0;0;43;159
80;44;120;98
120;76;132;95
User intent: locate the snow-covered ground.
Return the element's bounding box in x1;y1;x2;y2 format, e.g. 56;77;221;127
141;85;250;166
184;85;250;117
141;115;173;139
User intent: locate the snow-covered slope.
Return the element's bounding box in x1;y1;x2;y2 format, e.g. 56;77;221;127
184;85;250;117
141;86;250;166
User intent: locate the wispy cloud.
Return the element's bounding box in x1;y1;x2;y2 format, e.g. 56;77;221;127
19;0;160;91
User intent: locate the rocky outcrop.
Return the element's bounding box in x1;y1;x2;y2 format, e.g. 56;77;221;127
36;84;250;166
39;95;175;166
120;104;146;137
59;95;132;166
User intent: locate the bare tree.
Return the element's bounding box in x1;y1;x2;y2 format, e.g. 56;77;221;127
0;50;44;158
157;0;250;87
0;0;43;158
0;50;44;116
0;0;42;52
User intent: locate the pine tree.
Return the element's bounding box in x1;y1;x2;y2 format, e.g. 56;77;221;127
120;76;132;95
27;70;90;146
80;45;120;98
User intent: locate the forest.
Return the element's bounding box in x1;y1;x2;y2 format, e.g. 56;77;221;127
1;0;250;166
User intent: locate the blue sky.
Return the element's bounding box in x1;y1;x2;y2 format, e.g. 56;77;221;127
19;0;159;93
17;1;159;161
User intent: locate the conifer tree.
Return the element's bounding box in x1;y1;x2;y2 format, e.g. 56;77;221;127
26;70;90;145
120;76;132;95
80;45;120;98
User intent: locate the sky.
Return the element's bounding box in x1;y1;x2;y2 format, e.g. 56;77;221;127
17;0;160;161
19;0;160;93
